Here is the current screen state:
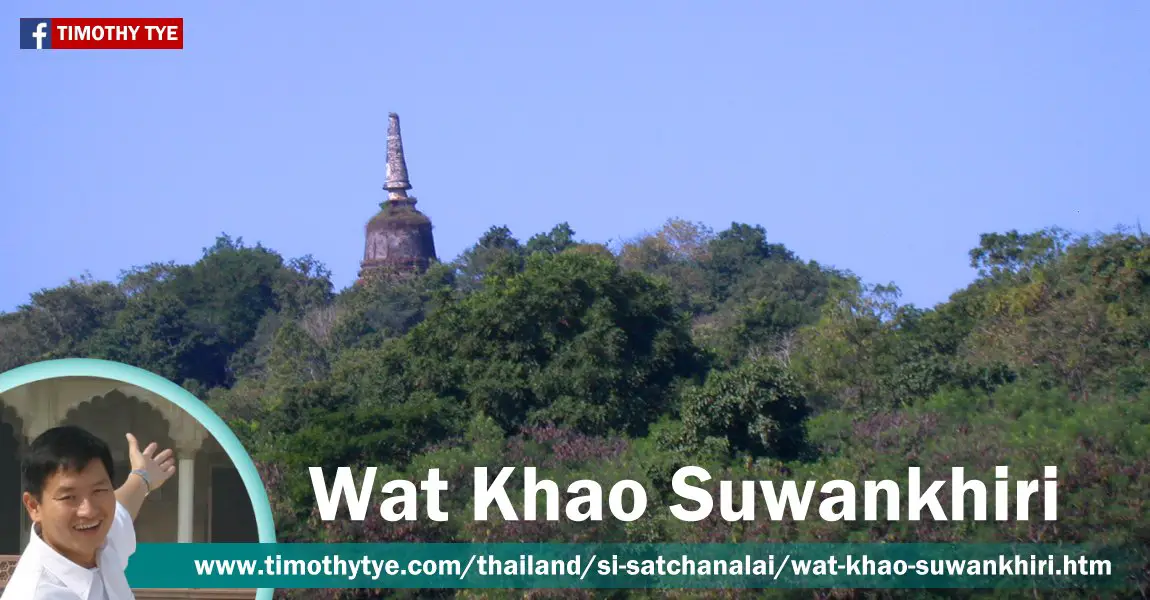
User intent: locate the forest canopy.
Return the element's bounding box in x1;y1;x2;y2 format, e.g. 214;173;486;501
2;219;1148;599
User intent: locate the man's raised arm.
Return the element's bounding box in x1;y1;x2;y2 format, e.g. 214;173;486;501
115;433;176;520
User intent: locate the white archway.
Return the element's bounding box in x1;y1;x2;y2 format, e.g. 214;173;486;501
199;437;259;543
0;377;257;549
60;391;178;543
0;401;23;554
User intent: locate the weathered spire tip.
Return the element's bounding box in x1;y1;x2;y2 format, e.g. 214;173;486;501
384;112;412;197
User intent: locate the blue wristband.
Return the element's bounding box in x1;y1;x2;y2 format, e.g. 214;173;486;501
131;469;151;494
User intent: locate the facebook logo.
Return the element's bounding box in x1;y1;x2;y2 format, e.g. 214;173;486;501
19;18;52;49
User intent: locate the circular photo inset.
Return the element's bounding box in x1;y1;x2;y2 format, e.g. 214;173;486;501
1;369;262;599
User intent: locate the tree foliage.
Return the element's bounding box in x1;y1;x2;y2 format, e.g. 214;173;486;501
3;220;1148;599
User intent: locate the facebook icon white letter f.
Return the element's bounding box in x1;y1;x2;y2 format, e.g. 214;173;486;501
32;21;48;49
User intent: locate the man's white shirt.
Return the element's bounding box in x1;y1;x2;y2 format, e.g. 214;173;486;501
1;502;137;599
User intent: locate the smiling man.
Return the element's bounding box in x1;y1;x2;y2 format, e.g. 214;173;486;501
2;425;177;599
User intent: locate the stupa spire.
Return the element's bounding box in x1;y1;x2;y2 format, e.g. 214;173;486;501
384;112;413;202
359;111;437;282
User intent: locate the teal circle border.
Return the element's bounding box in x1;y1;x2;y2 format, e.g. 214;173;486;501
0;358;276;600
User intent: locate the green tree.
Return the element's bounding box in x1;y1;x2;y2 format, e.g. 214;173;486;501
965;229;1150;393
680;356;809;460
403;250;704;435
84;292;205;385
617;218;715;316
968;227;1072;279
265;320;330;392
791;279;911;410
0;275;125;370
524;222;577;255
328;262;456;351
454;225;524;290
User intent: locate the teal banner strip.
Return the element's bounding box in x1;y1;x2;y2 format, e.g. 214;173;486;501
125;543;1141;590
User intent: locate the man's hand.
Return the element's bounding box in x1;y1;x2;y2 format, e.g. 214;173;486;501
126;433;177;491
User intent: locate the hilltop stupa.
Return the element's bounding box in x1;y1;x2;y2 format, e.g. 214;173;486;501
358;112;437;279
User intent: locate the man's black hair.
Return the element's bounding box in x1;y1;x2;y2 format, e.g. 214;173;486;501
22;425;115;499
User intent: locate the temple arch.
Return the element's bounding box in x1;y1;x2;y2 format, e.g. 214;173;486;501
0;401;23;554
198;436;259;542
0;375;257;553
60;390;178;542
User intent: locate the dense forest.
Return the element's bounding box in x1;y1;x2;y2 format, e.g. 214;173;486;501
2;219;1148;599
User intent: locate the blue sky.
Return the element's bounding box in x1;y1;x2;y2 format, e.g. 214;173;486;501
2;2;1147;313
